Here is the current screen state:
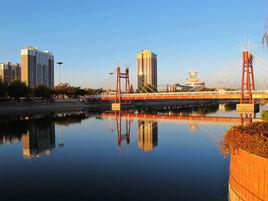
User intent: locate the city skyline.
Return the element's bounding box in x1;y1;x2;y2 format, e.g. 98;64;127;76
0;0;267;88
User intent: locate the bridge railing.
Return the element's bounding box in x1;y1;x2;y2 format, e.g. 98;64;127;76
86;90;268;99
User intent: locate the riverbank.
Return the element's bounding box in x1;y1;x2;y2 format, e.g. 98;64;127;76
0;99;110;117
0;99;240;118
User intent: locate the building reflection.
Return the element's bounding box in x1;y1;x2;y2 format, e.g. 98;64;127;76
0;111;95;159
138;120;158;152
113;113;158;152
189;123;198;131
22;123;55;159
0;135;21;144
228;149;268;201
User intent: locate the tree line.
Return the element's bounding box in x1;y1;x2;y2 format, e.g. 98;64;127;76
0;80;104;101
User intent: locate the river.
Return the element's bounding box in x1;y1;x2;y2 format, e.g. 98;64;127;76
0;104;267;201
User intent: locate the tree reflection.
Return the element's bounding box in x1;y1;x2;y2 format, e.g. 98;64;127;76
0;112;93;159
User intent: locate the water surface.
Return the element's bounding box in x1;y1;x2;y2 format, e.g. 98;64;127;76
0;105;266;201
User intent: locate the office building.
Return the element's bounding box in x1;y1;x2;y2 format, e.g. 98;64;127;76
137;50;157;92
0;62;21;83
21;46;54;87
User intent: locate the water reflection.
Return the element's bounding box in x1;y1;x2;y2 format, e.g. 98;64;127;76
0;112;92;159
22;121;55;159
138;120;158;152
0;109;261;160
115;112;131;146
0;120;55;159
0;106;267;200
114;112;158;152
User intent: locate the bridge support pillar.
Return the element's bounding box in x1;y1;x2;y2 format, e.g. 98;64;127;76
236;103;260;113
112;103;121;111
219;103;227;111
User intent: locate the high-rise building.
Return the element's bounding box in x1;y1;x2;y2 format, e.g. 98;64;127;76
137;50;157;92
21;46;54;87
138;120;158;152
0;62;21;83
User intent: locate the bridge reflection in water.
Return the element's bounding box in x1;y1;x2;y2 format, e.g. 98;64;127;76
229;149;268;201
101;112;262;124
114;111;158;152
0;110;267;200
102;110;262;153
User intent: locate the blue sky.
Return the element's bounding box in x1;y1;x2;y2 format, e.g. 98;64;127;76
0;0;267;88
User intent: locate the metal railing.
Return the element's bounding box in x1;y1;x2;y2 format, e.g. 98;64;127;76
86;90;268;99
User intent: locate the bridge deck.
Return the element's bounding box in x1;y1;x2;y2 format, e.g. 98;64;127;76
88;90;268;101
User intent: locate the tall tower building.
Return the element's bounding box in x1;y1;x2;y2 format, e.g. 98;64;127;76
137;50;157;92
21;46;54;87
0;62;21;83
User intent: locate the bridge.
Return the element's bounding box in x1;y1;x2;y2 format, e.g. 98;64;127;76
88;90;268;101
87;50;268;112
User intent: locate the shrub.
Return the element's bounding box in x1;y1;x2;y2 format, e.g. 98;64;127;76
218;122;268;158
261;110;268;120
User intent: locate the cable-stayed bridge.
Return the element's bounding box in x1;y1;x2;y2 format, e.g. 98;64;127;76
87;50;268;112
88;90;268;101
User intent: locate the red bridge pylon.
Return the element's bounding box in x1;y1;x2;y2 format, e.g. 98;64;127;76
237;50;259;113
115;66;131;104
240;50;255;104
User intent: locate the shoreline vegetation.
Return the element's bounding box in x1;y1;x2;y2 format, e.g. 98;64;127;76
219;122;268;158
0;80;109;117
0;80;104;101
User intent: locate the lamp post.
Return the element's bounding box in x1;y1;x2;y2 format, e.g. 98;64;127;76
56;61;63;85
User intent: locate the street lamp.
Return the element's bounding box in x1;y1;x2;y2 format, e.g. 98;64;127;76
57;61;63;85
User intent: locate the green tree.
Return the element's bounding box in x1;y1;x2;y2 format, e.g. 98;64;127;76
8;80;30;100
0;80;8;99
33;84;52;101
